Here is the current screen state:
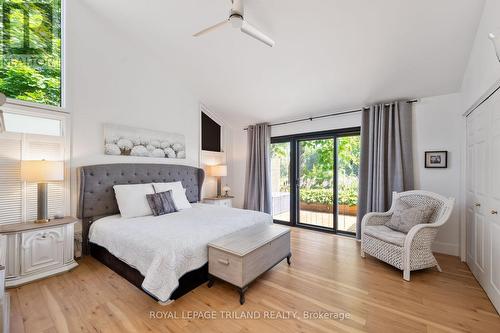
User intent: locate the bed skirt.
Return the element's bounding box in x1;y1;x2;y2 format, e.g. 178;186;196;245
90;243;209;301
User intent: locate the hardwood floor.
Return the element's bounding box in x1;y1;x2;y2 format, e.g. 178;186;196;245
8;228;500;333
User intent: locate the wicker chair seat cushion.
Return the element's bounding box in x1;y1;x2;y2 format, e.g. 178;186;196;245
385;199;435;233
363;225;407;247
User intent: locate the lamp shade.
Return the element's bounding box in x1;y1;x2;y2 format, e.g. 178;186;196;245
208;165;227;177
21;160;64;182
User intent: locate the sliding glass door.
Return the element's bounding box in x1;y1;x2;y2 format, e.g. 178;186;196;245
298;138;334;229
336;135;361;233
271;128;360;236
271;142;292;223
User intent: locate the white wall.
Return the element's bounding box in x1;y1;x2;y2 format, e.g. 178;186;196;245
226;128;248;209
461;0;500;110
413;93;463;255
66;1;201;213
270;113;362;137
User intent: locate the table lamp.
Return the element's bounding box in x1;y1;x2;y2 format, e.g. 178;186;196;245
21;160;64;223
208;165;227;197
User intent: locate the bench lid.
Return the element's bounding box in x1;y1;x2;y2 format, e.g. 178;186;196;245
208;224;290;256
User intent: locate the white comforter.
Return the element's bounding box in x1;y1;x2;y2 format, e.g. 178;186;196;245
89;203;272;302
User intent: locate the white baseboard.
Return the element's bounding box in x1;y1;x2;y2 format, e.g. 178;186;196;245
432;242;459;256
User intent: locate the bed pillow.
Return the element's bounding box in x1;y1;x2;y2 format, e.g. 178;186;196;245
113;183;155;218
385;199;435;233
146;190;178;216
153;181;192;210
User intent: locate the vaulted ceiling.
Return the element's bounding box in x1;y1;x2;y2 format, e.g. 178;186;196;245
80;0;485;126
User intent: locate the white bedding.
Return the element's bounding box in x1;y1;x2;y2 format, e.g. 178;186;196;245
89;203;272;302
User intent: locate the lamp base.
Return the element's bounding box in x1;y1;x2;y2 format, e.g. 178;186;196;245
37;183;49;223
216;177;222;198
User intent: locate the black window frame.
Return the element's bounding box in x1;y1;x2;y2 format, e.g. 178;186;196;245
271;127;361;237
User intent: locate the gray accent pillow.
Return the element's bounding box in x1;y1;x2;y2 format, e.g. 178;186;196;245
385;199;435;233
146;190;178;216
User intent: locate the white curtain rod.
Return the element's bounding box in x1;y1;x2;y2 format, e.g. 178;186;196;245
243;99;418;131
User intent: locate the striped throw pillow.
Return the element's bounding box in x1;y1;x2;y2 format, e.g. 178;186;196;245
146;190;178;216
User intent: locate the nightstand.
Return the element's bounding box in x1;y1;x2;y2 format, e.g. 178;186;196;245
0;217;78;287
203;197;234;208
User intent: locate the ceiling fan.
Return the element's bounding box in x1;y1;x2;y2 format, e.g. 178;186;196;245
193;0;275;47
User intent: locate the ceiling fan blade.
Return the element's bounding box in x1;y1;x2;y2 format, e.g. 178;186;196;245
240;20;275;47
193;19;230;37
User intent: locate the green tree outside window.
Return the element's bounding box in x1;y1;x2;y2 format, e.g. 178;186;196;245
0;0;62;106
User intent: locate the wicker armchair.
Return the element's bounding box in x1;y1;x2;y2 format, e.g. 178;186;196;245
360;190;455;281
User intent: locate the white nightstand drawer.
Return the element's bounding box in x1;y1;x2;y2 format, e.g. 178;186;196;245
203;197;233;208
219;200;231;207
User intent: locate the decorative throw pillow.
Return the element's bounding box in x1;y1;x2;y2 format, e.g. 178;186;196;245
385;199;435;233
153;182;192;210
146;190;178;216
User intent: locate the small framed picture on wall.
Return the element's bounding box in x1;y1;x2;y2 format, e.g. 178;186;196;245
425;151;448;168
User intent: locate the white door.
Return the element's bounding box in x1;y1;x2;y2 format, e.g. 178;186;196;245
486;91;500;311
466;91;500;312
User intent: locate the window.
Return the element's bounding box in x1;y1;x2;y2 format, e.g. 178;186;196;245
0;0;63;107
2;112;62;136
201;112;221;152
0;108;69;224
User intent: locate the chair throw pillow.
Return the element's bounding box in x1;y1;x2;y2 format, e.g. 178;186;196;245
385;199;435;233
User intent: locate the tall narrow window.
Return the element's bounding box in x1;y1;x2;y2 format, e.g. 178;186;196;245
0;0;62;106
201;112;221;152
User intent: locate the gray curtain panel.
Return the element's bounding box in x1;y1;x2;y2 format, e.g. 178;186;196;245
244;123;272;213
356;101;414;238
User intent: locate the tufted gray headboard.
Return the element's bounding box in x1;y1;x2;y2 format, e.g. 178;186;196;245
77;163;205;255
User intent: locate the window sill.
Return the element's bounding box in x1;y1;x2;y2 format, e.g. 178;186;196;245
5;98;67;114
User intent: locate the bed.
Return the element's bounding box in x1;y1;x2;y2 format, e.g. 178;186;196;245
77;163;272;303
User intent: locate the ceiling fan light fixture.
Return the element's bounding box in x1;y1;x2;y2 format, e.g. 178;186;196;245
230;14;243;29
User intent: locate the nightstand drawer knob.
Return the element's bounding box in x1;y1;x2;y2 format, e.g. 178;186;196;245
218;259;230;265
